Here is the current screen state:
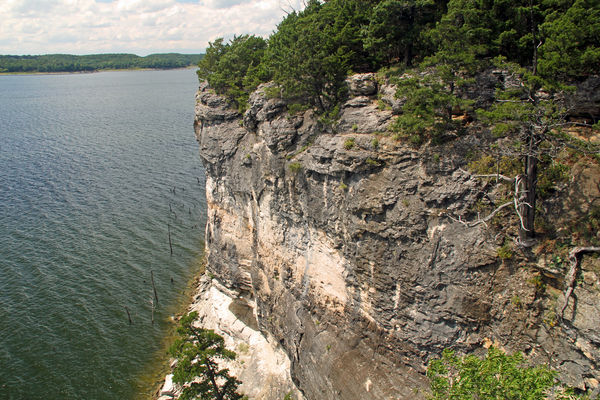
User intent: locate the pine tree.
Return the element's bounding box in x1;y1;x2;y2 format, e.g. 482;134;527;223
169;312;244;400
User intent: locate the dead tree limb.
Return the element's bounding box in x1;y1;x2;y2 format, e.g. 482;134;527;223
559;246;600;320
150;298;155;324
459;167;515;183
151;270;159;307
168;224;173;256
124;306;132;325
448;201;514;228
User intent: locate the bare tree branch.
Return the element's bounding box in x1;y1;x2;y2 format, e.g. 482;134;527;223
448;201;513;228
459;167;515;183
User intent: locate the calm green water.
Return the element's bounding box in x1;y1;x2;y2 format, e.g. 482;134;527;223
0;69;206;399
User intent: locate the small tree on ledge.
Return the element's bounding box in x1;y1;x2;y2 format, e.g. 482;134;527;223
169;311;244;400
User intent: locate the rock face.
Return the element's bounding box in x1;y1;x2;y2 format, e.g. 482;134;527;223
193;76;600;399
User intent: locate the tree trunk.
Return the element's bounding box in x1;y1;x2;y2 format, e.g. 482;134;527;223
206;361;224;400
403;45;412;67
519;148;537;241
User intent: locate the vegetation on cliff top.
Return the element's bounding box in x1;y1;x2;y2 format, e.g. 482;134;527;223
0;53;203;73
197;0;599;112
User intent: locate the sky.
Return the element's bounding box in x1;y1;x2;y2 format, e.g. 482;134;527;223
0;0;305;55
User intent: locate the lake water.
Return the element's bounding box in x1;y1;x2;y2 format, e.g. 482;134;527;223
0;69;206;399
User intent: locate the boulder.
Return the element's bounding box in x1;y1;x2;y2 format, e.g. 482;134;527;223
346;73;377;96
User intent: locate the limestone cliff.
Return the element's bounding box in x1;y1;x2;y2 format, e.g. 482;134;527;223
192;74;600;399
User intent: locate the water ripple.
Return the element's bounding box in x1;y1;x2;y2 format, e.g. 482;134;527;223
0;69;206;399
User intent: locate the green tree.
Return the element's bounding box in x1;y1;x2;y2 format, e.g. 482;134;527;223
425;0;495;75
538;0;600;80
427;347;581;400
265;0;371;111
476;58;568;242
169;312;244;400
392;70;471;145
364;0;445;66
197;35;268;111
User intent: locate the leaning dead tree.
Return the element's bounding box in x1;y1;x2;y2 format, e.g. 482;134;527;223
559;246;600;320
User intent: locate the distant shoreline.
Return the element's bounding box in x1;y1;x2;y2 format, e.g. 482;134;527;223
0;53;203;75
0;65;197;76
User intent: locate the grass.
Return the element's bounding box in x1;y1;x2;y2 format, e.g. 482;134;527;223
343;137;356;150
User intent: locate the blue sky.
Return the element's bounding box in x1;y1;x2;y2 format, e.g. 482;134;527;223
0;0;304;55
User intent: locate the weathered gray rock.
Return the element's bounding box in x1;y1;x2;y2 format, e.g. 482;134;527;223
194;83;245;164
566;76;600;119
337;99;392;134
244;83;287;131
194;77;600;399
346;73;378;96
379;82;404;114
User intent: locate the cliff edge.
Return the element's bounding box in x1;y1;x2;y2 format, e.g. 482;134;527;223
191;73;600;399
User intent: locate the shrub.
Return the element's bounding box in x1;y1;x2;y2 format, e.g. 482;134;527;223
263;85;281;99
197;35;268;112
287;103;310;115
344;138;356;150
288;162;302;173
497;240;513;260
169;312;244;400
427;347;583;400
366;158;380;166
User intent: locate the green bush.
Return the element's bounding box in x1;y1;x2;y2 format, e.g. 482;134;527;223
427;347;583;400
287;103;310;115
497;240;513;260
288;162;302;173
344;138;356;150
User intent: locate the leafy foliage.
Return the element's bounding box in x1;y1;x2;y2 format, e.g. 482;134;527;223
538;0;600;79
197;35;267;111
363;0;442;67
424;0;495;75
169;312;244;400
265;0;372;111
194;0;599;114
392;70;472;145
427;348;583;400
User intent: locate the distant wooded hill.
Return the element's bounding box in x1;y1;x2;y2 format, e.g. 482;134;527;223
0;53;204;73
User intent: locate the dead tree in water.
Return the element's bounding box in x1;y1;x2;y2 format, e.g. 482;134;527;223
123;306;132;325
151;270;159;306
168;224;173;256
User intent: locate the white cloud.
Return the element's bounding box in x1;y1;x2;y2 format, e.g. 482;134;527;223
200;0;249;9
0;0;305;55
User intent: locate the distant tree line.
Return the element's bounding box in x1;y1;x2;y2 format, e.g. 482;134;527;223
0;53;203;73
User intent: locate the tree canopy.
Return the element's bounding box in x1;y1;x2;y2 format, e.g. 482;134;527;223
197;0;599;113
